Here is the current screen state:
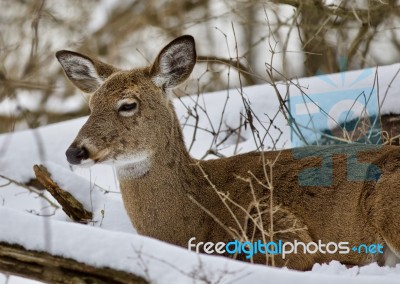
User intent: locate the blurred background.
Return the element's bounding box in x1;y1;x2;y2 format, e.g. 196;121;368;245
1;0;399;134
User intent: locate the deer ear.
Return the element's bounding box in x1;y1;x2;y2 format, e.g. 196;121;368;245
56;50;118;93
150;35;196;89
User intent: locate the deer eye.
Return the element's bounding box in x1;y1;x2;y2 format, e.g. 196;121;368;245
117;100;139;117
118;102;137;112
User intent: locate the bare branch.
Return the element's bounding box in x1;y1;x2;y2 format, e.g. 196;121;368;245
33;164;92;223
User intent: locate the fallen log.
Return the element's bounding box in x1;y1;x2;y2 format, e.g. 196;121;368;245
0;242;148;284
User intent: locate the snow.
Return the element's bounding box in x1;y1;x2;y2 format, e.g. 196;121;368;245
1;63;400;283
0;275;42;284
44;161;135;233
1;208;399;284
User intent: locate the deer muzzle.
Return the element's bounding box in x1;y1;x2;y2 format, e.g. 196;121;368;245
66;146;89;165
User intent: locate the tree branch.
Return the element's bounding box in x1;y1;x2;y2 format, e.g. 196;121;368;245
0;242;147;284
274;0;399;22
33;164;92;224
197;55;256;85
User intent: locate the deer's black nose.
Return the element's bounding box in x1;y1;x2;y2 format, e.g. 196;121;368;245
66;146;89;165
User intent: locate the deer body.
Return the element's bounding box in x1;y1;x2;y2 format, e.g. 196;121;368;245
57;36;400;270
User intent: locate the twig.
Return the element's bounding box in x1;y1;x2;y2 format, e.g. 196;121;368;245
0;174;58;209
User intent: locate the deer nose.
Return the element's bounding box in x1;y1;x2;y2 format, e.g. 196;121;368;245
66;146;89;165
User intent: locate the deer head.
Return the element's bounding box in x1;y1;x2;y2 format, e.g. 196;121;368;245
56;36;196;173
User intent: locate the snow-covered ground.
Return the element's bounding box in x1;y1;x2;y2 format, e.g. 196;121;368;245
1;64;400;283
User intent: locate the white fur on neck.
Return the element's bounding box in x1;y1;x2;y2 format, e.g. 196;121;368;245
115;152;151;179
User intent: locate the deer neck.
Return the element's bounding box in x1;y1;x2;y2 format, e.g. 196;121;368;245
115;117;208;244
115;116;198;189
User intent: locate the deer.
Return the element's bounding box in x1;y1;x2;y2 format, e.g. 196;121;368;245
56;35;400;271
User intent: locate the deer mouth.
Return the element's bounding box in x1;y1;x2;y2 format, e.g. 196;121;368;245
90;148;112;164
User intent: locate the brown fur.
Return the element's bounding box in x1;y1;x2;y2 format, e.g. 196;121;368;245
57;35;400;271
